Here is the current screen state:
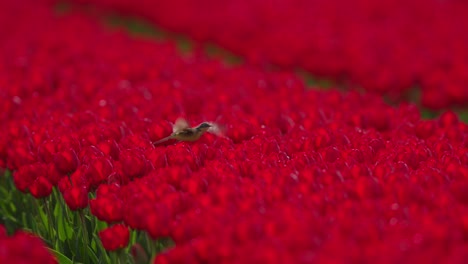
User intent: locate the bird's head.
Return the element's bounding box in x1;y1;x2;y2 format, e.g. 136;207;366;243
196;122;212;132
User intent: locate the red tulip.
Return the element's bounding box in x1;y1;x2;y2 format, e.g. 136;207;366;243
63;186;89;211
54;148;79;174
29;176;53;198
99;224;130;251
0;229;57;264
90;195;123;223
13;163;46;193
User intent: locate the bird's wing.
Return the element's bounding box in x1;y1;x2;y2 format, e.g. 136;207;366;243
173;118;190;133
208;122;226;137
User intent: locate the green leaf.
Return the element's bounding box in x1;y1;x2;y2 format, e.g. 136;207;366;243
93;233;111;263
91;239;97;251
0;185;10;196
87;245;99;264
57;209;74;241
95;219;108;231
8;202;16;213
1;213;19;225
54;200;60;215
130;229;137;245
37;202;48;226
57;205;67;241
49;248;73;264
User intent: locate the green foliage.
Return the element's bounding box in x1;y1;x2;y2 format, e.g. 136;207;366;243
106;14;194;55
0;171;174;263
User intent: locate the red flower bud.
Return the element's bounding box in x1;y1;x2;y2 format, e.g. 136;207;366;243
63;186;88;211
119;149;149;179
99;224;129;251
57;177;72;194
86;157;114;187
96;183;121;197
54;148;79;174
97;139;120;160
29;176;53;198
79;146;104;165
438;110;459;127
90;195;123;223
37;139;57;163
46;162;63;186
0;230;57;264
13;163;46;193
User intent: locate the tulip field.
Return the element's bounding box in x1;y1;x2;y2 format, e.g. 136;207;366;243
1;0;467;263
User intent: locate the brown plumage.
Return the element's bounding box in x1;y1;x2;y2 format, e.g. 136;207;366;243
153;118;214;145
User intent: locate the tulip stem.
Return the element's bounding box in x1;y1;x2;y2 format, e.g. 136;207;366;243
117;249;125;264
144;231;154;258
43;197;55;247
79;210;89;263
34;198;49;243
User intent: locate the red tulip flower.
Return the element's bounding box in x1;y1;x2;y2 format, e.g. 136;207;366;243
29;176;53;198
54;148;79;174
0;229;57;264
63;186;89;211
90;195;123;223
99;224;130;251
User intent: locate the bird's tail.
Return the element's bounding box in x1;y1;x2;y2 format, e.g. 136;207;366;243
153;135;172;145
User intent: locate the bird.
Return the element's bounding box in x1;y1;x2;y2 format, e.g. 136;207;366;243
153;118;218;145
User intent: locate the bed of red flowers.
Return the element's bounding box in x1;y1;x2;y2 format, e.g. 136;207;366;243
70;0;468;109
1;0;468;263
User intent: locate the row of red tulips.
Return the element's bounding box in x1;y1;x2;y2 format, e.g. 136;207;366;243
68;0;468;109
1;0;467;263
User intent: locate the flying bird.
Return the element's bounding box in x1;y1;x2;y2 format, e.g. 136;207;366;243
153;118;222;145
